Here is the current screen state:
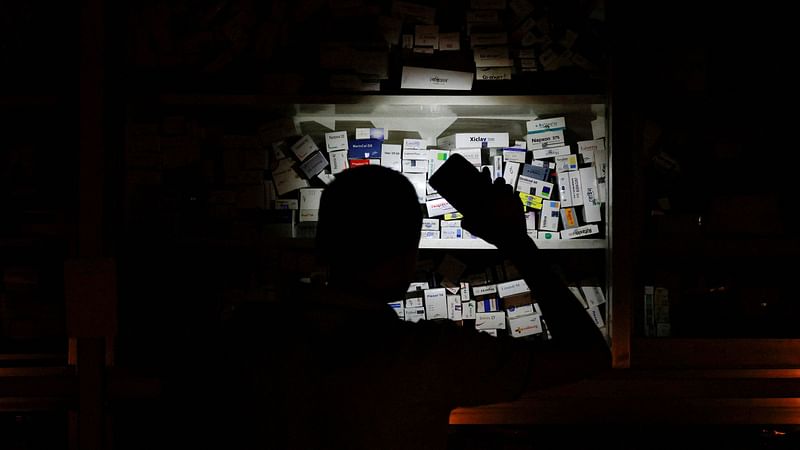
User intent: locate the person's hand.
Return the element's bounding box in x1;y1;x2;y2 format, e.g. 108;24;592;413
461;168;530;250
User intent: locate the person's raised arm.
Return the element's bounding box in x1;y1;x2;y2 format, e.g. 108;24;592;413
460;170;611;390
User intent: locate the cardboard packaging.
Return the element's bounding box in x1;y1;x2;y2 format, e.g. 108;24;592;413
462;300;476;319
437;133;509;149
475;312;506;330
401;66;474;91
532;145;571;160
477;298;499;313
405;306;425;322
497;279;530;298
472;284;497;297
387;301;405;319
424;288;448;320
557;172;573;207
451;148;482;165
356;128;386;141
476;67;513;81
579;167;602;223
508;313;543;337
422;218;440;230
503;147;527;163
560;224;599;239
440;228;463;239
539;201;561;231
325;131;348;152
505;303;537;319
298;152;328;178
526;130;564;150
527;117;566;133
348;139;383;159
426;197;457;217
291;135;318;161
299;188;324;222
381;144;402;171
447;295;463;320
581;286;607;307
560;207;579;229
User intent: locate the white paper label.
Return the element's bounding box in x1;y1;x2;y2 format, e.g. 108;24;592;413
527;117;566;132
325;131;348;151
497;279;530;298
381;144;402;172
526;130;564;150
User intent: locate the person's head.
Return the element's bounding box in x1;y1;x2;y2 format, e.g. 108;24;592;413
316;165;422;300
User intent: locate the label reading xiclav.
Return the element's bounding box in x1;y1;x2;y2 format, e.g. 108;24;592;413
526;130;564;150
527;117;566;133
437;133;509;149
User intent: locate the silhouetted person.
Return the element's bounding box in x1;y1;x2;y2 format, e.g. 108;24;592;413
213;164;609;450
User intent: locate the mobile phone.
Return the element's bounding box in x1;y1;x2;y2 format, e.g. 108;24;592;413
428;153;491;218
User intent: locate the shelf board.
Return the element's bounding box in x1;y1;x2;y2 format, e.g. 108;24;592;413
631;338;800;369
158;94;606;118
419;238;606;250
643;237;800;258
451;368;800;424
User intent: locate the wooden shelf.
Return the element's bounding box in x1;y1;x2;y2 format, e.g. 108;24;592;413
419;238;606;250
631;338;800;369
451;368;800;424
643;237;800;258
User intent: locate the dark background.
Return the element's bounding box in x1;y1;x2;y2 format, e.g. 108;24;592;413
2;0;799;448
